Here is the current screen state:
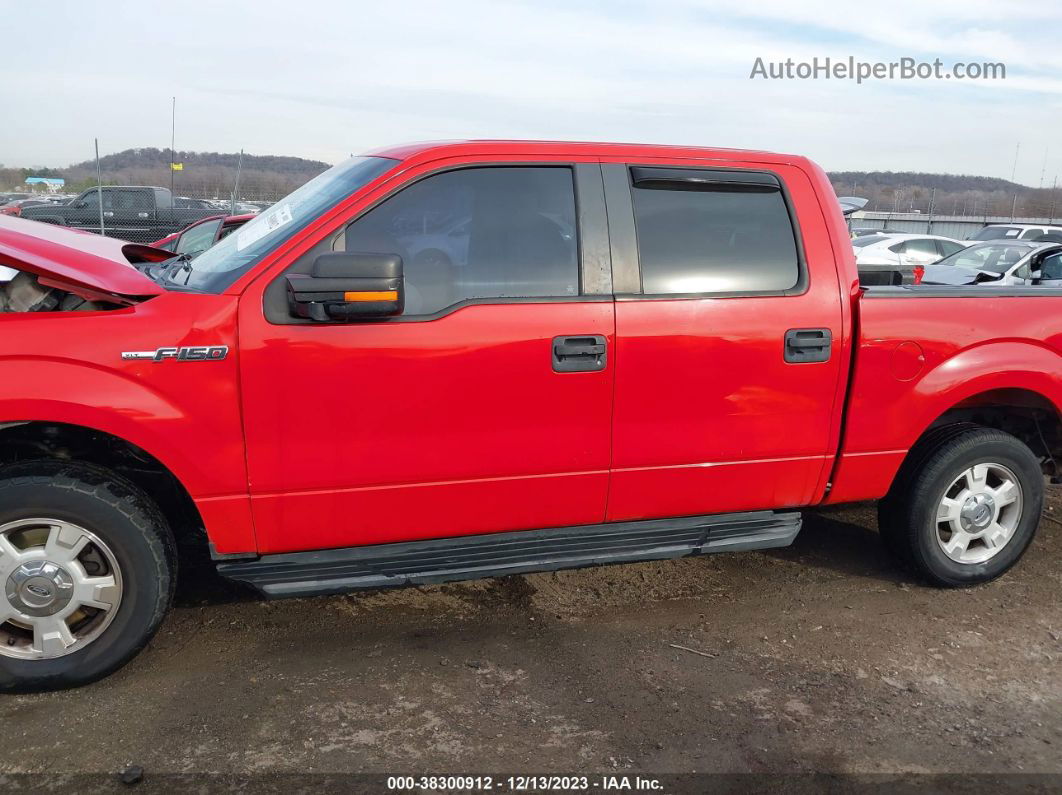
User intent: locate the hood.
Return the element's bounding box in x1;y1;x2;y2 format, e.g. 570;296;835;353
0;215;167;299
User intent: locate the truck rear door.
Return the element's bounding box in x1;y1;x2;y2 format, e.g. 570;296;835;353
600;158;846;521
238;161;616;554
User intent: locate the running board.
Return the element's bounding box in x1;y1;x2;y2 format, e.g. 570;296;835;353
217;510;802;599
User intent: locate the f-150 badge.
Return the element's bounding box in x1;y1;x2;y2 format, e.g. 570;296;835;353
121;346;229;362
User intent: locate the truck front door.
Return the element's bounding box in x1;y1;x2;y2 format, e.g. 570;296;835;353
238;161;616;554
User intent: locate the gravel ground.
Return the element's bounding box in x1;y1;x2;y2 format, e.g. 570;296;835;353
1;496;1060;789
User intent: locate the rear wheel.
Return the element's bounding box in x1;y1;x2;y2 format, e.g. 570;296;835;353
878;427;1043;586
0;461;175;692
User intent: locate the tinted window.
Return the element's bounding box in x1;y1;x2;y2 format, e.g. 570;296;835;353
81;189;115;210
343;167;579;315
1020;228;1044;239
111;190;152;211
853;234;889;248
631;177;799;294
938;240;965;256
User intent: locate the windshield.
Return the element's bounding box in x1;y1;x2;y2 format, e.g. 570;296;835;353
173;156;396;292
971;226;1021;241
933;242;1031;274
852;234;889;248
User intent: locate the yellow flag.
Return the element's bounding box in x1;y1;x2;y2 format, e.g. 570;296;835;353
170;162;183;171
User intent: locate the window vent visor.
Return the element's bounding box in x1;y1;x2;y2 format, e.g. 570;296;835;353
630;167;781;193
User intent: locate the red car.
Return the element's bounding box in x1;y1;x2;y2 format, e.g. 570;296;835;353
0;140;1059;691
149;213;255;256
0;198;55;217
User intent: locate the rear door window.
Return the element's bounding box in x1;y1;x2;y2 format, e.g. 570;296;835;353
629;168;800;294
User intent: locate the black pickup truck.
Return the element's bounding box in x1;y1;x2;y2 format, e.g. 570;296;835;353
19;186;220;244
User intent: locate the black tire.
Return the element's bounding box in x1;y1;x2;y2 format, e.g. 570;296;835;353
0;461;176;692
878;426;1043;587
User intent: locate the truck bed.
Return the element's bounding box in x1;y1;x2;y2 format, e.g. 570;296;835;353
827;287;1062;503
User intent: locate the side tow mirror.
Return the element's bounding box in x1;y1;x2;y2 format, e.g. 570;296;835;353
286;252;403;322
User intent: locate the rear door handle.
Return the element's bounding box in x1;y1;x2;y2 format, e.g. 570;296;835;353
552;335;607;373
784;328;832;363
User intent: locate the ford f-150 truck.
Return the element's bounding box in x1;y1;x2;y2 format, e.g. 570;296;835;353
17;185;222;244
0;140;1059;692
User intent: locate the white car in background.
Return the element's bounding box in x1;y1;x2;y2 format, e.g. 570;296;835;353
852;233;968;285
969;223;1062;242
922;240;1062;286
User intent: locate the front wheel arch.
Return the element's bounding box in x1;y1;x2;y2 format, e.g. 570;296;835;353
0;421;205;552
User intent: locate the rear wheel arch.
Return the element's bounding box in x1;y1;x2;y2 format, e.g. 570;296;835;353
907;387;1062;482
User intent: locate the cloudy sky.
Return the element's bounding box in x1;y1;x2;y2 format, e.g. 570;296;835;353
2;0;1060;184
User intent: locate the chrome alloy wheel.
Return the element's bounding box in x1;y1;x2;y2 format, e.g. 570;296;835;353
0;519;123;660
935;463;1023;565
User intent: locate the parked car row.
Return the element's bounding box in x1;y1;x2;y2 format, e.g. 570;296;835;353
853;233;967;285
15;186;238;244
923;240;1062;286
850;218;1062;287
0;194;73;215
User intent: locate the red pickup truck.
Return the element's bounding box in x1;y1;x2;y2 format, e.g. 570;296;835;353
0;140;1059;692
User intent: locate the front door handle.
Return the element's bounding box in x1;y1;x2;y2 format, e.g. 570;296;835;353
552;335;607;373
784;328;832;363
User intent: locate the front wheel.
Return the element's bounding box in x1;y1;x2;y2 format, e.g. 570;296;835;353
0;461;175;692
878;427;1044;587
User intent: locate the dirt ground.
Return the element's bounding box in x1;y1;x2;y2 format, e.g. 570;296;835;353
1;495;1060;788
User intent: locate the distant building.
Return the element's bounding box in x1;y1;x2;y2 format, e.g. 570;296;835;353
24;177;65;193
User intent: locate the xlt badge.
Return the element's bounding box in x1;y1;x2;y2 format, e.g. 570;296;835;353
121;346;229;362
